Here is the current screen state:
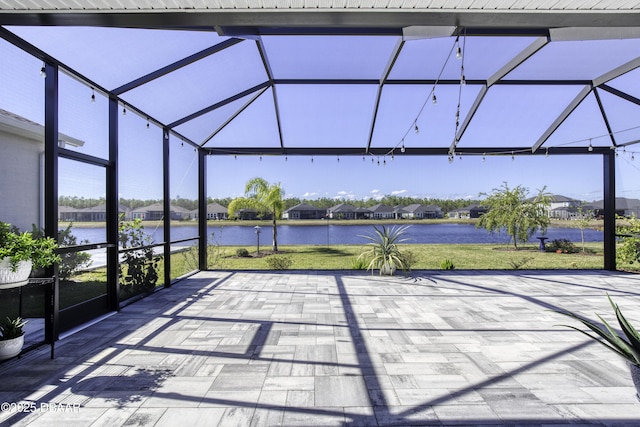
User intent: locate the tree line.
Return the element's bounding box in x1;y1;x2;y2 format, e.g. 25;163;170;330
59;195;481;215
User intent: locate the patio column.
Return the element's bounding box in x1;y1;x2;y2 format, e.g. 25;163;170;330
163;128;171;287
603;150;616;271
43;61;60;342
198;149;207;271
106;96;119;310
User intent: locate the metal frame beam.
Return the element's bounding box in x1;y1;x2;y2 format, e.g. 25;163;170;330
112;38;244;95
205;146;609;156
106;96;119;311
367;37;405;153
531;85;592;153
593;88;617;147
255;37;285;150
163;128;171;287
198;149;207;271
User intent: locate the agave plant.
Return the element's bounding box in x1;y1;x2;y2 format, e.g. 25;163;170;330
358;225;411;275
553;295;640;366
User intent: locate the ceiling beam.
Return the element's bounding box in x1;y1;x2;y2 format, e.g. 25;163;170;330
449;84;488;152
200;86;269;147
204;146;608;156
255;37;285;150
168;81;270;128
486;36;548;87
593;88;617;147
599;84;640;107
2;11;640;30
531;85;592;153
112;38;244;95
593;57;640;88
366;37;405;154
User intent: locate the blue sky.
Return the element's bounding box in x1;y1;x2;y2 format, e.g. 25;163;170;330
2;26;640;204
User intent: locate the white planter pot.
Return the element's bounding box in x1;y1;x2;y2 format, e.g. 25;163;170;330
629;363;640;401
380;262;396;276
0;257;32;288
0;335;24;360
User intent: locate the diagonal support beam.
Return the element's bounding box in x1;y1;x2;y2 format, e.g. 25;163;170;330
168;81;270;128
112;38;243;95
593;88;617;147
366;38;405;153
200;86;269;147
593;56;640;87
531;85;592;153
487;37;549;87
449;84;487;153
255;37;285;150
599;84;640;106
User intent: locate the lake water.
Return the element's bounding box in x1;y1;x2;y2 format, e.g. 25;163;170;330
68;223;604;246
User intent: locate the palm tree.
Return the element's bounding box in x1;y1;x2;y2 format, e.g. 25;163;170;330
228;178;285;252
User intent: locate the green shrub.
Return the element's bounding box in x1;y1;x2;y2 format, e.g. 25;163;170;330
236;248;250;258
548;239;578;254
440;259;455;270
399;250;417;271
617;216;640;265
350;256;368;270
265;255;293;270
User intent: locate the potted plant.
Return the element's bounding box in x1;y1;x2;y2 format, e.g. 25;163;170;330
0;221;60;287
552;295;640;399
358;225;411;275
0;316;27;360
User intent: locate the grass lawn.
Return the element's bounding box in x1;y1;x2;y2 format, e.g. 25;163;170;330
208;242;607;271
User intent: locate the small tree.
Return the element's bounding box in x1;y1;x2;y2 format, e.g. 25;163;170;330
617;215;640;266
227;177;285;252
576;205;595;253
477;183;551;250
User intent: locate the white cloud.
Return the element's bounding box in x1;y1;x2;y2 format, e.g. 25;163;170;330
337;191;349;195
370;189;380;194
303;192;319;198
373;194;384;201
391;189;408;195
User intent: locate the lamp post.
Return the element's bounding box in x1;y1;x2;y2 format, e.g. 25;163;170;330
254;225;261;255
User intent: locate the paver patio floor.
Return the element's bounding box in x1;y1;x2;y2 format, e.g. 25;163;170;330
2;270;640;426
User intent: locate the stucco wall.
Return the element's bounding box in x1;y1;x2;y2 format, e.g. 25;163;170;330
0;131;42;231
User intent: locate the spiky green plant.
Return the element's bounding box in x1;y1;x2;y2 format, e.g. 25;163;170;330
553;295;640;366
0;317;27;340
358;225;411;275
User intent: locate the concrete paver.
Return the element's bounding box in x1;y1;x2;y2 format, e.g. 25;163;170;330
1;270;640;426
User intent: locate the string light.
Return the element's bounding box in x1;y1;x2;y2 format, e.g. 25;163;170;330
545;148;549;158
632;153;635;161
285;156;288;162
400;140;406;153
511;151;515;161
588;139;593;152
456;36;462;60
234;154;237;160
40;62;46;78
122;106;126;116
90;87;95;103
448;155;454;164
383;157;386;165
337;156;340;163
432;93;437;104
482;153;486;162
259;155;262;161
146;118;150;129
414;122;419;134
311;156;314;163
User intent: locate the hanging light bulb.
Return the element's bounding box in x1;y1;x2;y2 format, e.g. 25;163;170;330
91;88;95;103
461;74;466;86
588;139;593;152
122;106;126;116
632;153;636;161
362;156;365;162
414;123;419;134
259;155;262;161
40;63;46;78
311;156;314;163
400;143;406;153
285;156;288;162
391;152;395;161
146;119;150;129
545;148;549;158
383;157;386;165
371;157;374;163
511;152;515;161
234;154;237;160
337;156;340;163
432;93;437;104
456;43;462;60
482;153;486;162
448;155;454;164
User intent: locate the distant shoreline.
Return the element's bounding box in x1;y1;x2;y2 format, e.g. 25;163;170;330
59;218;604;229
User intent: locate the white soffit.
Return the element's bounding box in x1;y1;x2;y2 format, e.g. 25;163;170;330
0;1;640;11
